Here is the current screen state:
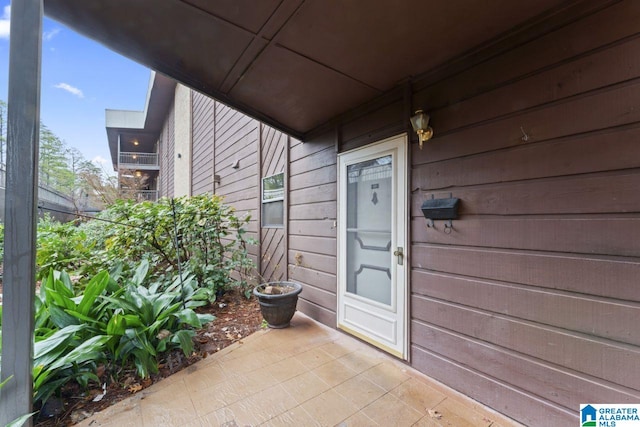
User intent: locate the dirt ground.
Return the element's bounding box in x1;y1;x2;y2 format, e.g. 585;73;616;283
29;290;264;426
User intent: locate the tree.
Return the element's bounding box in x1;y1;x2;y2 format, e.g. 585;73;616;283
39;123;73;192
76;161;121;210
1;98;125;212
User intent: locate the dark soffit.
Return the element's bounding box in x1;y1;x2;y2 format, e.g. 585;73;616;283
44;0;570;139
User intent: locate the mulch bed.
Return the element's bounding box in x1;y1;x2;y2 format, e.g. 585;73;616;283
31;290;263;426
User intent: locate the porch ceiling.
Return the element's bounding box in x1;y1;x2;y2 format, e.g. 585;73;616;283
44;0;568;139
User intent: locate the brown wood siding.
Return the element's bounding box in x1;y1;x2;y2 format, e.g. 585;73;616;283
340;97;405;153
191;91;215;195
259;124;287;282
403;2;640;425
164;103;175;198
214;102;260;268
288;133;337;326
143;4;640;425
158;104;174;198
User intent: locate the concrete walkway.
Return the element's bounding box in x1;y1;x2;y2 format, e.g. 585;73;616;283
77;313;518;427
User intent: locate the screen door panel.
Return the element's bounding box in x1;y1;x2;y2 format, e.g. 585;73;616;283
338;134;407;359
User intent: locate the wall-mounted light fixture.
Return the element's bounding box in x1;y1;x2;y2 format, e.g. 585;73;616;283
410;109;434;149
132;154;137;160
135;170;142;177
132;139;139;146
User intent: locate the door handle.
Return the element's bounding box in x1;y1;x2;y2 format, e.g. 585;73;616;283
393;247;404;266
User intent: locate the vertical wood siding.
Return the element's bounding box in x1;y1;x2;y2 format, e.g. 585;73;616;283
259;124;287;282
402;2;640;425
191;91;215;195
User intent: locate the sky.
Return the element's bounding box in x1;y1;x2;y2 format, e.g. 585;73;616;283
0;1;152;173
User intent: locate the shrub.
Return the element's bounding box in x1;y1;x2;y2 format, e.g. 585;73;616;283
30;195;256;296
0;195;252;408
35;215;102;280
102;195;256;297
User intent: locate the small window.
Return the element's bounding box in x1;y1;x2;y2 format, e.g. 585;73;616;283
261;172;284;227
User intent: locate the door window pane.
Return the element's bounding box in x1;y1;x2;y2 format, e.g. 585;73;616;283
345;155;392;305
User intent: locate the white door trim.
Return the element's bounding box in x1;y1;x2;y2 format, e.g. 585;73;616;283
337;134;409;360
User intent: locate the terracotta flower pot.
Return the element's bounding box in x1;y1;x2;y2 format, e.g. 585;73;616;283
253;281;303;328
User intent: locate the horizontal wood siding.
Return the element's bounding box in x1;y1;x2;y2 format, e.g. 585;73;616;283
165;103;175;198
288;132;337;326
214;102;260;266
145;4;640;425
191;91;215;195
157;129;167;197
260;124;287;282
158;103;175;198
405;2;640;425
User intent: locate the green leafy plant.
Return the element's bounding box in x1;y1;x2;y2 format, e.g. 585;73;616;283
103;261;214;378
31;270;113;405
36;215;101;280
101;195;256;296
2;273;109;407
33;325;109;405
32;195;257;298
0;194;252;411
18;262;215;406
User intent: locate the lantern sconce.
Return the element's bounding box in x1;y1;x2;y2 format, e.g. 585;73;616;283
410;109;434;149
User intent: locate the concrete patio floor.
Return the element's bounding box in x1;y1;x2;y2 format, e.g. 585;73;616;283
77;313;519;427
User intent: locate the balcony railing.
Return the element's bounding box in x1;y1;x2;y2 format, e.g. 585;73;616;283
119;152;159;168
121;189;159;202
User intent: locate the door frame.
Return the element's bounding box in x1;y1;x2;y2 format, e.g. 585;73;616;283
336;133;409;360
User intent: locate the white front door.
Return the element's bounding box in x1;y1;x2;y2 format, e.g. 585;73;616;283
337;134;408;359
